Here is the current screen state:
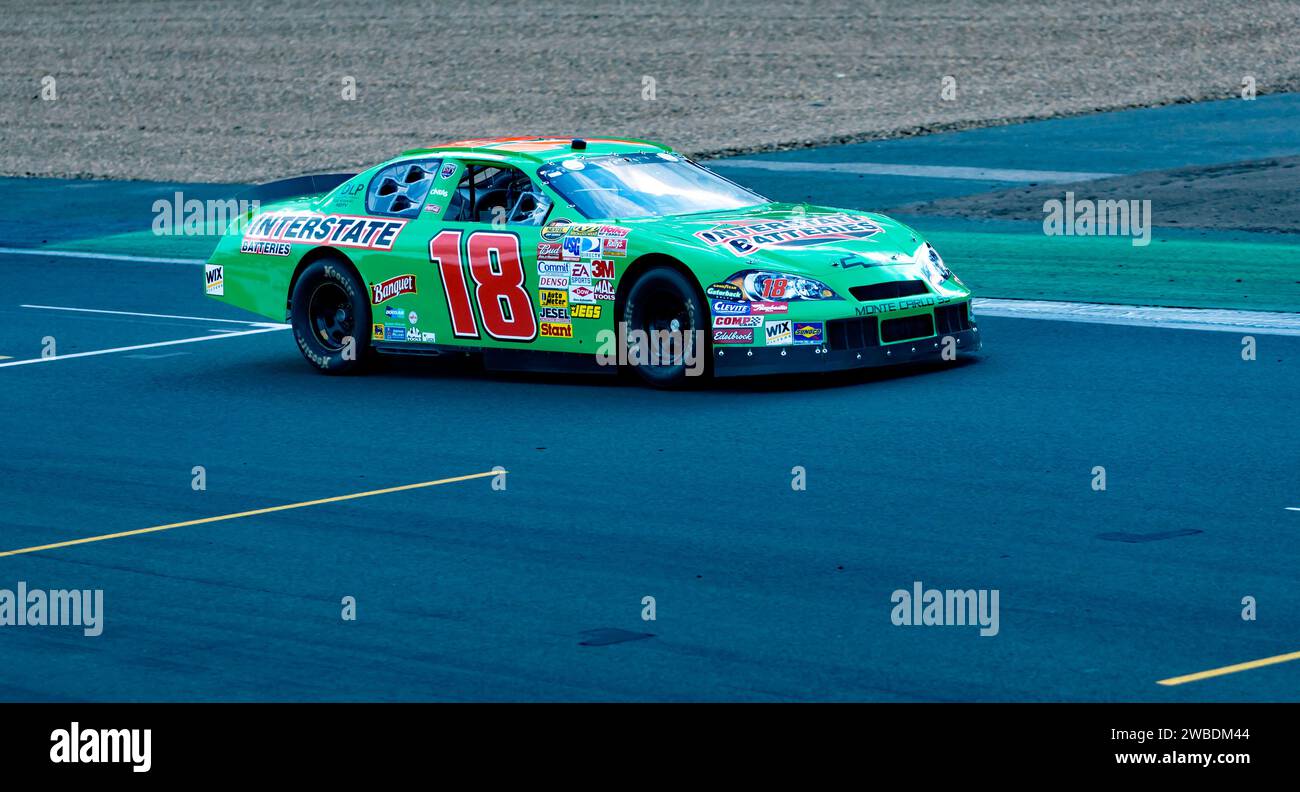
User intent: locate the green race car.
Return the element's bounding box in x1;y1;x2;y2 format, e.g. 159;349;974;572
205;136;980;385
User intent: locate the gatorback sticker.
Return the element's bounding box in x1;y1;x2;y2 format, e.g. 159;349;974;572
693;213;882;257
244;211;408;251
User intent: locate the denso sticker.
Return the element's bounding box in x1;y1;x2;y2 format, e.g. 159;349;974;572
712;328;754;344
764;319;793;346
570;303;602;320
244;212;408;251
569;284;597;303
204;263;224;296
239;239;291;257
713;314;763;328
538;275;569;289
693;213;883;257
537;242;563;261
539;289;568;308
371;275;416;304
748;301;788;315
540;322;574;338
793;321;825;345
601;238;627;257
712;300;750;315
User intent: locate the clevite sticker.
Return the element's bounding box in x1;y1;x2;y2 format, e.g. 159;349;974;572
371;274;416;304
204;263;224;296
693;213;883;257
712;300;750;315
244;211;408;251
764;319;793;346
792;321;825;345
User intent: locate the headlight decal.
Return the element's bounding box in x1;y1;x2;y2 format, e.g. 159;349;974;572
725;270;842;302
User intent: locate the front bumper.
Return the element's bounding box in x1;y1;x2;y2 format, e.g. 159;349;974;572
712;320;981;377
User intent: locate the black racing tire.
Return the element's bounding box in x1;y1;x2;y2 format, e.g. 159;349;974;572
289;256;373;374
620;264;710;388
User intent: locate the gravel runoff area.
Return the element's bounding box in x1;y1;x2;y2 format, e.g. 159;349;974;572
1;1;1298;182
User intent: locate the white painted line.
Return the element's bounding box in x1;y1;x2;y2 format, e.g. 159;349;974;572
21;304;280;328
1287;507;1300;512
974;298;1300;336
709;159;1119;184
0;246;207;266
0;326;289;368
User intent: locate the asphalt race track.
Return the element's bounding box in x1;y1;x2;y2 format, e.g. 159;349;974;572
1;104;1298;702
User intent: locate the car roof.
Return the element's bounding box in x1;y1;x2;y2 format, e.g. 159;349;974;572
395;136;673;165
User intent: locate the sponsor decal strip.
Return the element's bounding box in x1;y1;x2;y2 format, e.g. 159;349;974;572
244;212;408;251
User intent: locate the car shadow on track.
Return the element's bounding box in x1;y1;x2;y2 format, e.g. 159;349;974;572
367;352;981;393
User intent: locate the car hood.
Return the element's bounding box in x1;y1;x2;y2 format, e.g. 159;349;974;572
628;202;967;296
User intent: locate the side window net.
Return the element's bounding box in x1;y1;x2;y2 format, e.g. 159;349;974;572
444;164;552;226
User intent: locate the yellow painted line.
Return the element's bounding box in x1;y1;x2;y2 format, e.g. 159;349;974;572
1157;649;1300;686
0;470;503;559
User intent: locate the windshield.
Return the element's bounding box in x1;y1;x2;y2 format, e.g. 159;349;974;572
536;152;768;219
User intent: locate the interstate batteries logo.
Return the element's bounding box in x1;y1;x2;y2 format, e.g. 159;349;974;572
693;213;883;256
243;212;408;251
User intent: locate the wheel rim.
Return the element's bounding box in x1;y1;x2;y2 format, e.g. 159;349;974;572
631;283;693;367
307;282;354;352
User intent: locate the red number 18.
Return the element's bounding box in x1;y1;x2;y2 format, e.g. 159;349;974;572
430;230;536;341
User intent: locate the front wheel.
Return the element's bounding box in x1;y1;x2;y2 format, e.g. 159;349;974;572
620;265;709;388
289;257;372;374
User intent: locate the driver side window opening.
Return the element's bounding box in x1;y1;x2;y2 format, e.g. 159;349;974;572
444;163;552;226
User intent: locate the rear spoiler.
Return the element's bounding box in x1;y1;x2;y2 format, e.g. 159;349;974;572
234;173;357;204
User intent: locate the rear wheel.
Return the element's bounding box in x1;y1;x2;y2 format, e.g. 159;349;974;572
290;257;372;374
621;265;709;388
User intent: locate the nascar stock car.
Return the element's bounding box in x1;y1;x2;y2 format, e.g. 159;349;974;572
205;136;980;386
